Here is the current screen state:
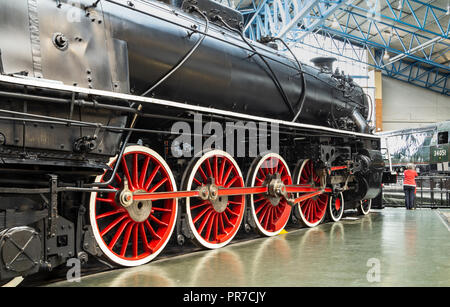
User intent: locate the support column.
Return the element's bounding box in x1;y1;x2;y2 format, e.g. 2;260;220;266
374;70;383;132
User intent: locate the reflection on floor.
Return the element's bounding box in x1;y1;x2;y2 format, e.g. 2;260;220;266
48;208;450;287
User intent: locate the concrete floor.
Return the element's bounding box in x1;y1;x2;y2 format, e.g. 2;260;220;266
48;208;450;287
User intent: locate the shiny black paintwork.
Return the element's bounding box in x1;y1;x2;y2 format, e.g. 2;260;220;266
0;0;369;130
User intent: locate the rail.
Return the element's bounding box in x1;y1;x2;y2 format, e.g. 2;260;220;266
382;175;450;208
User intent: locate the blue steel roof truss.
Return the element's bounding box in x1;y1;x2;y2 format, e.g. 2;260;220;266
231;0;449;95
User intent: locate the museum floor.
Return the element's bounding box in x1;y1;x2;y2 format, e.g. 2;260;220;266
47;208;450;287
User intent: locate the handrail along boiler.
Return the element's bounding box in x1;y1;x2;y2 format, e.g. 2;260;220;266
0;0;385;281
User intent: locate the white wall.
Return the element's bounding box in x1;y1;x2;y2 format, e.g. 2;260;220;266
381;77;450;131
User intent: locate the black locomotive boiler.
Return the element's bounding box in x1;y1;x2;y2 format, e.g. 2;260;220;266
0;0;384;282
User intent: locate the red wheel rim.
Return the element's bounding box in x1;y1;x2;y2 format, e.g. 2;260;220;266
93;149;177;263
250;155;292;234
187;153;245;246
297;160;328;225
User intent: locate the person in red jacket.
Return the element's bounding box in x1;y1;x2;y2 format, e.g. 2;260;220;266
403;163;418;210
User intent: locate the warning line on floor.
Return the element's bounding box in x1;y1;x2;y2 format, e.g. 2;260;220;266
435;210;450;232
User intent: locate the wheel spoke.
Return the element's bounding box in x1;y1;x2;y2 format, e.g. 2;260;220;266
148;177;168;193
197;210;214;234
121;156;134;190
222;166;233;187
228;200;242;205
193;177;203;186
144;165;161;191
218;158;226;185
132;224;139;258
254;196;266;203
255;200;269;215
96;208;125;220
101;214;128;237
108;219;131;250
205;158;213;177
198;165;208;183
262;207;271;229
152;206;172;213
212;214;219;241
150;214;169;227
224;176;239;188
140;223;154;254
133;153;139;189
258;204;270;223
96;197;114;204
193;206;213;224
145;220;161;240
225;207;239;217
139;156;151;188
258;168;266;178
120;223;134;256
222;212;233;227
204;212;215;240
218;214;227;234
190;200;210;210
214;156;219;185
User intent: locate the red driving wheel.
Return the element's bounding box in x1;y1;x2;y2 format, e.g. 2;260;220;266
89;146;178;266
183;150;245;249
247;153;292;236
294;159;329;227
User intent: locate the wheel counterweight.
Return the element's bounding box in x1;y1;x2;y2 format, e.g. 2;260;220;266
247;153;292;236
183;150;245;249
89;146;178;267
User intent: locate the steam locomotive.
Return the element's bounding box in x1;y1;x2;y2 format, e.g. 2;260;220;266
0;0;384;283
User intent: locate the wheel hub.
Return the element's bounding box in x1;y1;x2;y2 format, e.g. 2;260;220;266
265;174;286;206
199;183;229;213
126;190;153;222
118;182;152;222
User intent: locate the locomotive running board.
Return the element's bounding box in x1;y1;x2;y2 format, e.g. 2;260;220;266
0;75;380;139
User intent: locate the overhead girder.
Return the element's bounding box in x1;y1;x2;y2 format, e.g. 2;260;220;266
242;0;351;41
292;30;449;95
236;0;449;95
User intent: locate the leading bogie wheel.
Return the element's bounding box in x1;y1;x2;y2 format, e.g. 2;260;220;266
357;199;371;215
89;145;178;267
246;153;292;236
182;150;245;249
327;192;344;222
293;159;329;228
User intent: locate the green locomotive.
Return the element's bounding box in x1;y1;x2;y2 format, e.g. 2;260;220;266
379;121;450;174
